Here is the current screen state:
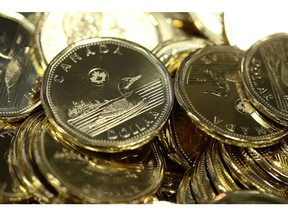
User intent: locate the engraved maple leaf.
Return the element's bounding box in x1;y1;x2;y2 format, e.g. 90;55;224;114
90;70;107;84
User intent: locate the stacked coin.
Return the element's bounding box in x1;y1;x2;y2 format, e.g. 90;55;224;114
1;11;288;204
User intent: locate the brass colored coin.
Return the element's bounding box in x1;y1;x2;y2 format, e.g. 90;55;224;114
176;167;196;204
224;12;288;51
0;123;33;203
209;190;288;204
190;148;217;203
0;12;42;121
41;37;173;153
205;140;243;193
10;111;58;203
188;12;227;45
175;45;288;147
241;32;288;127
31;117;165;203
220;143;288;199
158;101;211;169
152;37;212;76
247;139;288;185
35;12;179;69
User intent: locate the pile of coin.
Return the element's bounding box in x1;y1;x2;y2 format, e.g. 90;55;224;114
1;12;288;204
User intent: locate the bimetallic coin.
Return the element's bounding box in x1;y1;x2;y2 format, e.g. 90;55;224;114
241;33;288;127
31;117;165;203
35;12;178;69
188;12;227;45
0;13;42;121
0;123;33;203
175;45;288;147
209;190;288;204
41;37;173;153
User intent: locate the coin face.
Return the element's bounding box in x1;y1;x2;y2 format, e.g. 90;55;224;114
241;33;288;126
36;12;176;69
0;13;42;121
31;118;165;203
175;45;287;147
41;37;173;152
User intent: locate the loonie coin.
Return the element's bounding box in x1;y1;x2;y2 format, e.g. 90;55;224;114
0;12;42;121
176;166;196;204
10;111;59;203
41;37;173;153
247;138;288;185
175;45;288;147
205;139;243;194
0;123;34;203
188;12;227;45
152;37;212;76
158;101;211;169
35;12;180;70
31;117;165;203
209;190;288;204
241;32;288;127
220;143;288;199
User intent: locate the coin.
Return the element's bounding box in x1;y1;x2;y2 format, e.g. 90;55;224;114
41;37;173;153
176;167;196;204
247;139;288;185
0;123;33;203
152;37;212;76
219;143;288;199
205;139;243;193
241;32;288;127
10;111;57;203
0;12;42;121
175;45;288;147
224;12;288;51
188;12;227;45
31;117;165;203
158;101;211;169
190;148;217;203
35;12;179;69
209;190;288;204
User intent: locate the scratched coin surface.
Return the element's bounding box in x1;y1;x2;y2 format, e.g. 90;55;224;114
175;45;287;147
31;117;165;203
41;37;173;153
241;33;288;127
0;13;42;121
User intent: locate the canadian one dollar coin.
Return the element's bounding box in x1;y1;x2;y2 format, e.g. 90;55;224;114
41;37;174;153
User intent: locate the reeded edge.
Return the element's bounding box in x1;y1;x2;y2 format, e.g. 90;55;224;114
241;32;288;127
174;45;288;148
41;37;174;153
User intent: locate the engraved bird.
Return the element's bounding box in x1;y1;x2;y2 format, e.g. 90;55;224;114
93;75;143;125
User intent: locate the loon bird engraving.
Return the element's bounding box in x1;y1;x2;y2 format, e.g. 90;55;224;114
92;75;143;125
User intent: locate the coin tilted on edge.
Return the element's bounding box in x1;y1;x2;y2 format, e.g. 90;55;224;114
241;32;288;127
0;12;42;121
41;37;174;153
174;45;288;147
